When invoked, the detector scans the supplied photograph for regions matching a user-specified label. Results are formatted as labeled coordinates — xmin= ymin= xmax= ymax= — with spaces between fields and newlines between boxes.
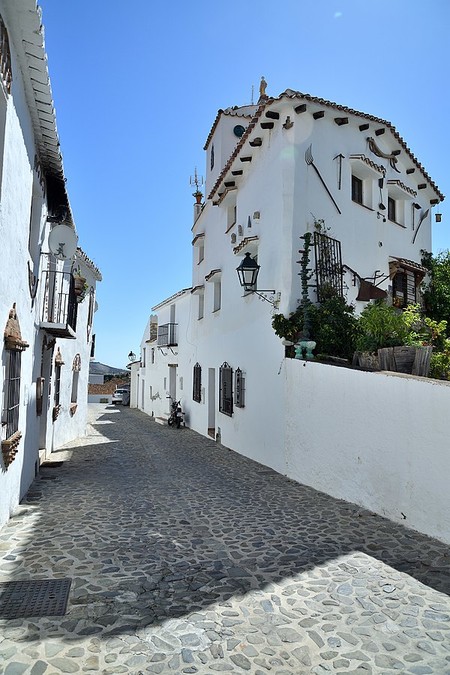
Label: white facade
xmin=132 ymin=87 xmax=446 ymax=542
xmin=133 ymin=291 xmax=191 ymax=423
xmin=0 ymin=0 xmax=101 ymax=528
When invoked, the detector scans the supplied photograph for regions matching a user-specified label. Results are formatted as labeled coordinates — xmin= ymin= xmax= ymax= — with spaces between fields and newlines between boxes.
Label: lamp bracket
xmin=244 ymin=289 xmax=280 ymax=308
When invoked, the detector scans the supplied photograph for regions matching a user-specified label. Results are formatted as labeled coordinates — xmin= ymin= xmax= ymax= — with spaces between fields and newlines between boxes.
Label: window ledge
xmin=352 ymin=201 xmax=374 ymax=212
xmin=389 ymin=219 xmax=406 ymax=228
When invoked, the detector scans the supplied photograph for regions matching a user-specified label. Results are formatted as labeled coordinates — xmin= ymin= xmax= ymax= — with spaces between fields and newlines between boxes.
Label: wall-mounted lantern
xmin=236 ymin=253 xmax=280 ymax=307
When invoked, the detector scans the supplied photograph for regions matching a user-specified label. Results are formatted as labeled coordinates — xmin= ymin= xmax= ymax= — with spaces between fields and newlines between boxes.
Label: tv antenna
xmin=190 ymin=167 xmax=204 ymax=193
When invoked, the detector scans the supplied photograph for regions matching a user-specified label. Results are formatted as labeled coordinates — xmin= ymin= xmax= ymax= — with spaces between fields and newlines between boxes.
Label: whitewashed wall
xmin=285 ymin=359 xmax=450 ymax=545
xmin=0 ymin=4 xmax=99 ymax=527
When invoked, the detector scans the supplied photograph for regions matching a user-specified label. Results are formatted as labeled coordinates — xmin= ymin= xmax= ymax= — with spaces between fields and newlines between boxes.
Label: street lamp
xmin=128 ymin=351 xmax=136 ymax=363
xmin=236 ymin=252 xmax=279 ymax=306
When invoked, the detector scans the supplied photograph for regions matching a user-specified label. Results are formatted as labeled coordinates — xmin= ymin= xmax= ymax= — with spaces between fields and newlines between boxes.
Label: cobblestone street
xmin=0 ymin=403 xmax=449 ymax=674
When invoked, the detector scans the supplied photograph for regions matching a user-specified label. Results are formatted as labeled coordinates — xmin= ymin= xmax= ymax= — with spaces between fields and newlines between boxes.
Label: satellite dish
xmin=48 ymin=225 xmax=78 ymax=261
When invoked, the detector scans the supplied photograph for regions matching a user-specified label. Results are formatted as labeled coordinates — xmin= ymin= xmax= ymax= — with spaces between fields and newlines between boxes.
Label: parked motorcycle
xmin=167 ymin=396 xmax=184 ymax=428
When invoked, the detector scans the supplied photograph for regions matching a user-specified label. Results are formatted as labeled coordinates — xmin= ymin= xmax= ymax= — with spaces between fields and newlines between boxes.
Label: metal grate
xmin=0 ymin=578 xmax=71 ymax=619
xmin=314 ymin=231 xmax=343 ymax=301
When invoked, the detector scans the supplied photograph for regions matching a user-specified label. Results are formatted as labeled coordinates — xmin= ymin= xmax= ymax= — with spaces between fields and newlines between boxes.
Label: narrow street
xmin=0 ymin=404 xmax=449 ymax=674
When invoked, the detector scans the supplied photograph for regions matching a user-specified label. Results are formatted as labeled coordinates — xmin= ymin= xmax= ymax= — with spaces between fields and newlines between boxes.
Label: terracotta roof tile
xmin=208 ymin=90 xmax=444 ymax=202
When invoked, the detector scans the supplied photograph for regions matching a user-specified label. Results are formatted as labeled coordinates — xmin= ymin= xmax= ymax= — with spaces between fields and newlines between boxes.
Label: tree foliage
xmin=421 ymin=250 xmax=450 ymax=325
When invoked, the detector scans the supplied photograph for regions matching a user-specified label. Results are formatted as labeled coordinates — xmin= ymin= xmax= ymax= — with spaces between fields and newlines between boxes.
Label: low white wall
xmin=88 ymin=394 xmax=112 ymax=404
xmin=285 ymin=360 xmax=450 ymax=545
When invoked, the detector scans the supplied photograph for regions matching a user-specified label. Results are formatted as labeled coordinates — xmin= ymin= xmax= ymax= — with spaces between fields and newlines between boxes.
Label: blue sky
xmin=39 ymin=0 xmax=450 ymax=368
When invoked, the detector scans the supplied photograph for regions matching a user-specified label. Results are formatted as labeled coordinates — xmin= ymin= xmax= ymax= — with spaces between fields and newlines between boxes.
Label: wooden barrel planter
xmin=377 ymin=346 xmax=432 ymax=377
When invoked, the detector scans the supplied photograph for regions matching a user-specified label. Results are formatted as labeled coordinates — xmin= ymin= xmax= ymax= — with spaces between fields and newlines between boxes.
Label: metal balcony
xmin=40 ymin=270 xmax=78 ymax=338
xmin=157 ymin=323 xmax=177 ymax=347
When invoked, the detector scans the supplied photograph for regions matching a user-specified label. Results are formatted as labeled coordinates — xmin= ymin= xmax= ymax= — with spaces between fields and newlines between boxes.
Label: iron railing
xmin=314 ymin=231 xmax=343 ymax=301
xmin=41 ymin=270 xmax=78 ymax=336
xmin=157 ymin=323 xmax=177 ymax=347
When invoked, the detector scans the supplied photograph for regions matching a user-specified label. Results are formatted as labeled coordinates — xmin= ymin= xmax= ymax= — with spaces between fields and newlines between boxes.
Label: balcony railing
xmin=157 ymin=323 xmax=177 ymax=347
xmin=40 ymin=270 xmax=78 ymax=338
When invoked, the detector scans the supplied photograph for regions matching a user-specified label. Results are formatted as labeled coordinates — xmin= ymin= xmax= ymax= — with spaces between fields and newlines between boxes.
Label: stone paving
xmin=0 ymin=403 xmax=450 ymax=675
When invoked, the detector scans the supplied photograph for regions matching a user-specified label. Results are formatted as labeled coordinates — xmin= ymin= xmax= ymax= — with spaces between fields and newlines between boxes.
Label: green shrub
xmin=356 ymin=300 xmax=407 ymax=352
xmin=310 ymin=296 xmax=359 ymax=360
xmin=430 ymin=340 xmax=450 ymax=380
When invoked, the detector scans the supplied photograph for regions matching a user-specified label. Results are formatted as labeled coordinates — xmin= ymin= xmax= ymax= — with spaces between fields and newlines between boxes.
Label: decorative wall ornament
xmin=72 ymin=353 xmax=81 ymax=372
xmin=27 ymin=261 xmax=39 ymax=300
xmin=305 ymin=145 xmax=341 ymax=214
xmin=55 ymin=347 xmax=65 ymax=366
xmin=4 ymin=304 xmax=29 ymax=351
xmin=367 ymin=137 xmax=401 ymax=173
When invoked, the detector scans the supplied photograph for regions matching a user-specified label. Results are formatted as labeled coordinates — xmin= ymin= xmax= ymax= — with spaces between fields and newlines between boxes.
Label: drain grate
xmin=0 ymin=578 xmax=72 ymax=619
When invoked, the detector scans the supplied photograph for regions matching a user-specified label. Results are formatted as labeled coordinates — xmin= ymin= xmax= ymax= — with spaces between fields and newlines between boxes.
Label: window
xmin=213 ymin=281 xmax=221 ymax=312
xmin=193 ymin=363 xmax=202 ymax=403
xmin=3 ymin=350 xmax=21 ymax=440
xmin=198 ymin=243 xmax=204 ymax=264
xmin=227 ymin=204 xmax=237 ymax=231
xmin=390 ymin=259 xmax=426 ymax=309
xmin=2 ymin=305 xmax=28 ymax=466
xmin=388 ymin=197 xmax=396 ymax=223
xmin=87 ymin=288 xmax=95 ymax=341
xmin=53 ymin=349 xmax=64 ymax=408
xmin=351 ymin=175 xmax=363 ymax=205
xmin=71 ymin=354 xmax=81 ymax=405
xmin=151 ymin=348 xmax=155 ymax=364
xmin=234 ymin=368 xmax=245 ymax=408
xmin=198 ymin=292 xmax=204 ymax=320
xmin=219 ymin=362 xmax=233 ymax=416
xmin=210 ymin=144 xmax=214 ymax=170
xmin=142 ymin=348 xmax=146 ymax=367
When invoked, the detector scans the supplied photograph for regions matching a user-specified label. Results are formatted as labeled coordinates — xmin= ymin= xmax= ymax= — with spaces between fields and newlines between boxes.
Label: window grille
xmin=234 ymin=368 xmax=245 ymax=408
xmin=193 ymin=363 xmax=202 ymax=403
xmin=314 ymin=231 xmax=343 ymax=301
xmin=157 ymin=323 xmax=177 ymax=346
xmin=71 ymin=354 xmax=81 ymax=404
xmin=54 ymin=365 xmax=61 ymax=406
xmin=0 ymin=16 xmax=12 ymax=94
xmin=219 ymin=362 xmax=233 ymax=416
xmin=3 ymin=351 xmax=21 ymax=439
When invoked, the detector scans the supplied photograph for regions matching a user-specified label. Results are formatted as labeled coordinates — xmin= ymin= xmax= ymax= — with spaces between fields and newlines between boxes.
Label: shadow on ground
xmin=1 ymin=404 xmax=449 ymax=643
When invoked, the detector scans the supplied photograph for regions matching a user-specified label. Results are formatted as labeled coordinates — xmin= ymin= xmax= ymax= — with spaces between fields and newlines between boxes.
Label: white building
xmin=132 ymin=84 xmax=450 ymax=543
xmin=134 ymin=290 xmax=191 ymax=422
xmin=0 ymin=0 xmax=101 ymax=527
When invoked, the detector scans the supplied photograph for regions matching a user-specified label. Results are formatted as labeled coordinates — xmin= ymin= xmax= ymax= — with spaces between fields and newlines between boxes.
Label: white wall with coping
xmin=284 ymin=359 xmax=450 ymax=545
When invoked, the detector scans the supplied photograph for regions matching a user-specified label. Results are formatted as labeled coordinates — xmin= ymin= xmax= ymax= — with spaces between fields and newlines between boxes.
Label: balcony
xmin=157 ymin=323 xmax=177 ymax=347
xmin=40 ymin=270 xmax=78 ymax=338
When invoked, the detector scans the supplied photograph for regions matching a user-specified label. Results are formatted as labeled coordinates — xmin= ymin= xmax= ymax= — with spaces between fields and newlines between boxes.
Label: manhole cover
xmin=0 ymin=578 xmax=72 ymax=619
